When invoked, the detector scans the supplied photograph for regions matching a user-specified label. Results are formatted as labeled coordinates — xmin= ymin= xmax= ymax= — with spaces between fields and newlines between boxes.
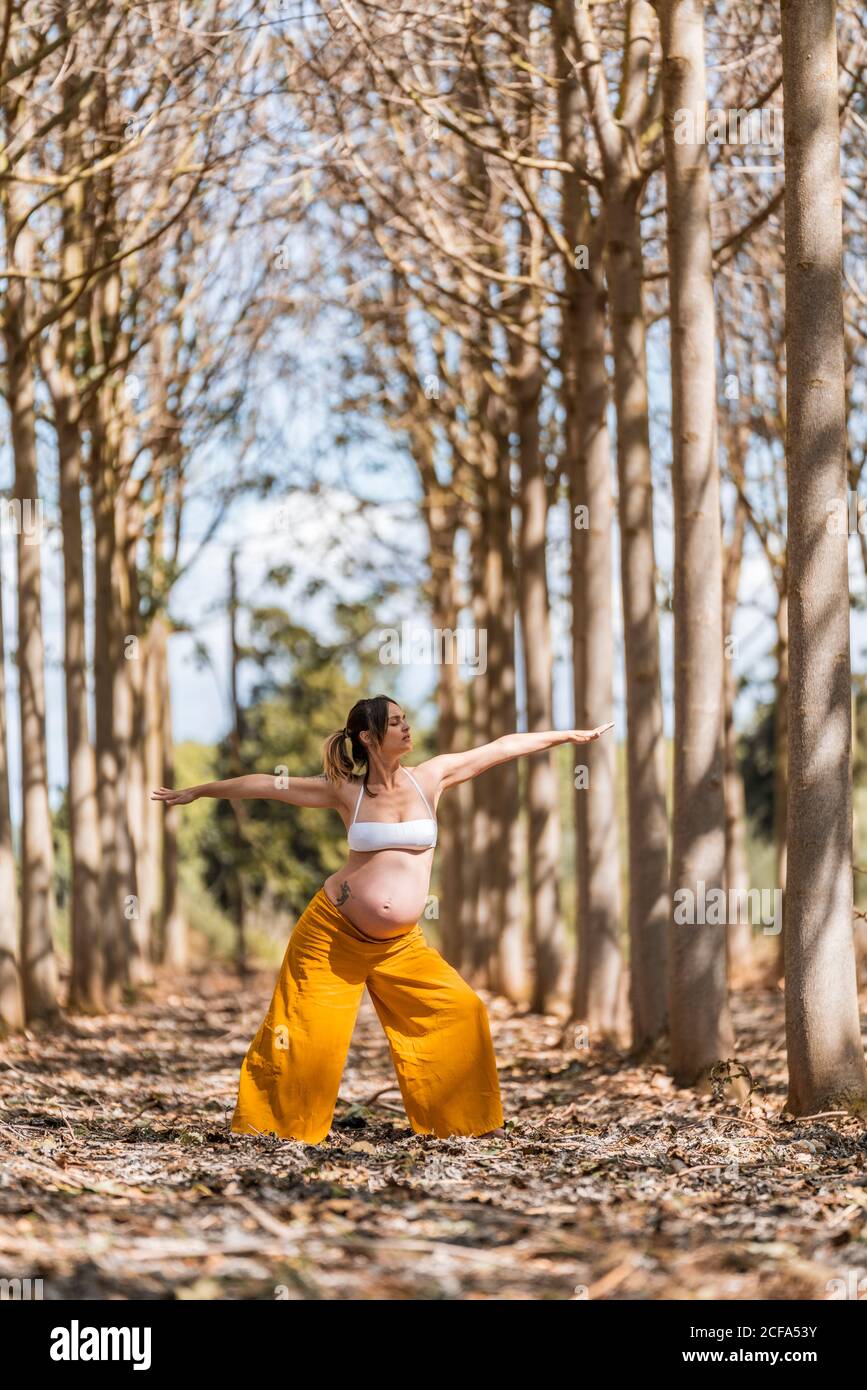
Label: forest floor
xmin=1 ymin=960 xmax=866 ymax=1301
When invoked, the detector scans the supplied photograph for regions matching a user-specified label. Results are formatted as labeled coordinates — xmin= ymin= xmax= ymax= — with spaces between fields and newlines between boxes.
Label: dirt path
xmin=1 ymin=971 xmax=865 ymax=1300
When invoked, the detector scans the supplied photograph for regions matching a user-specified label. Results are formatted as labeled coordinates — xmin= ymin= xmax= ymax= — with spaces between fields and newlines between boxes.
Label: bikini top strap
xmin=402 ymin=766 xmax=435 ymax=820
xmin=349 ymin=779 xmax=365 ymax=827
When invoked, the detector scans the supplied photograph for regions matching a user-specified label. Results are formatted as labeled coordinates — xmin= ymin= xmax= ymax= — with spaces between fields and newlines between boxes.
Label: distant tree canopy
xmin=197 ymin=578 xmax=436 ymax=922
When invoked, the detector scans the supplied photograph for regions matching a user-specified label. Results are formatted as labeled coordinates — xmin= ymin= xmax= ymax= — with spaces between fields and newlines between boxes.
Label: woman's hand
xmin=151 ymin=786 xmax=199 ymax=807
xmin=565 ymin=722 xmax=614 ymax=744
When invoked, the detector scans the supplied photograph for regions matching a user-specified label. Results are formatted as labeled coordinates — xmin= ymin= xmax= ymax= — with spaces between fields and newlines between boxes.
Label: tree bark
xmin=0 ymin=548 xmax=23 ymax=1032
xmin=556 ymin=13 xmax=624 ymax=1040
xmin=721 ymin=478 xmax=753 ymax=985
xmin=464 ymin=481 xmax=493 ymax=979
xmin=485 ymin=396 xmax=525 ymax=1002
xmin=773 ymin=583 xmax=788 ymax=976
xmin=571 ymin=0 xmax=669 ymax=1046
xmin=1 ymin=166 xmax=60 ymax=1021
xmin=780 ymin=0 xmax=867 ymax=1116
xmin=657 ymin=0 xmax=735 ymax=1086
xmin=43 ymin=130 xmax=103 ymax=1013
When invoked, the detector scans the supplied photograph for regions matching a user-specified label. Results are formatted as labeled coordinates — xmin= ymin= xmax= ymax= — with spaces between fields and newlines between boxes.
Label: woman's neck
xmin=366 ymin=757 xmax=403 ymax=791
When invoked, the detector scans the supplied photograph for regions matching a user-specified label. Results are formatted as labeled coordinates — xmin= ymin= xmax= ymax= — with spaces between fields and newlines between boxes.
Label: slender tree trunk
xmin=88 ymin=381 xmax=124 ymax=1008
xmin=45 ymin=133 xmax=103 ymax=1013
xmin=485 ymin=398 xmax=525 ymax=1002
xmin=149 ymin=332 xmax=186 ymax=969
xmin=86 ymin=157 xmax=125 ymax=1003
xmin=780 ymin=0 xmax=867 ymax=1116
xmin=56 ymin=394 xmax=104 ymax=1012
xmin=144 ymin=616 xmax=164 ymax=953
xmin=157 ymin=611 xmax=186 ymax=969
xmin=571 ymin=0 xmax=669 ymax=1046
xmin=571 ymin=231 xmax=624 ymax=1042
xmin=557 ymin=18 xmax=624 ymax=1040
xmin=109 ymin=439 xmax=143 ymax=987
xmin=464 ymin=484 xmax=492 ymax=981
xmin=3 ymin=300 xmax=59 ymax=1021
xmin=427 ymin=491 xmax=464 ymax=968
xmin=117 ymin=475 xmax=152 ymax=986
xmin=228 ymin=551 xmax=248 ymax=974
xmin=658 ymin=0 xmax=735 ymax=1086
xmin=1 ymin=11 xmax=60 ymax=1026
xmin=0 ymin=548 xmax=23 ymax=1032
xmin=412 ymin=405 xmax=465 ymax=968
xmin=510 ymin=0 xmax=567 ymax=1011
xmin=605 ymin=179 xmax=671 ymax=1048
xmin=512 ymin=289 xmax=568 ymax=1009
xmin=721 ymin=482 xmax=753 ymax=984
xmin=773 ymin=582 xmax=788 ymax=976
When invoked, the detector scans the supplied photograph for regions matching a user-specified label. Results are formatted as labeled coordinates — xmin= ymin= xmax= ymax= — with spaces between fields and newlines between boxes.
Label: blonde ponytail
xmin=322 ymin=727 xmax=355 ymax=785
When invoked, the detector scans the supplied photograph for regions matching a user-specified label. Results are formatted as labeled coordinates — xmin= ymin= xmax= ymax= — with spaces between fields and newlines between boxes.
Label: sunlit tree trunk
xmin=657 ymin=0 xmax=735 ymax=1086
xmin=572 ymin=0 xmax=669 ymax=1046
xmin=773 ymin=583 xmax=788 ymax=976
xmin=1 ymin=133 xmax=60 ymax=1022
xmin=0 ymin=554 xmax=23 ymax=1032
xmin=721 ymin=478 xmax=753 ymax=985
xmin=117 ymin=471 xmax=152 ymax=987
xmin=556 ymin=12 xmax=623 ymax=1040
xmin=465 ymin=478 xmax=493 ymax=979
xmin=43 ymin=126 xmax=103 ymax=1013
xmin=780 ymin=0 xmax=867 ymax=1116
xmin=485 ymin=399 xmax=525 ymax=1002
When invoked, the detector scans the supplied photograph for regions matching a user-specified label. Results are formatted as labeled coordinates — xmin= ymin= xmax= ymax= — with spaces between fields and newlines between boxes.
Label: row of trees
xmin=279 ymin=0 xmax=867 ymax=1113
xmin=1 ymin=1 xmax=865 ymax=1117
xmin=0 ymin=1 xmax=290 ymax=1025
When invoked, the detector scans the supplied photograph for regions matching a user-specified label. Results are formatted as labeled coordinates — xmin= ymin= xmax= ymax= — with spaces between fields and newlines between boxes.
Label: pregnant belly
xmin=324 ymin=852 xmax=434 ymax=938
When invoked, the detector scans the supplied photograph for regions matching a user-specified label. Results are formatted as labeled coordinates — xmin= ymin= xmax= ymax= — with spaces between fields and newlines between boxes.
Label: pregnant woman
xmin=152 ymin=694 xmax=612 ymax=1144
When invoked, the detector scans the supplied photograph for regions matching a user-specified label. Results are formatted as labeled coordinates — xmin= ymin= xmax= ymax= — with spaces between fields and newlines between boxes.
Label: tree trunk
xmin=556 ymin=18 xmax=624 ymax=1040
xmin=780 ymin=0 xmax=867 ymax=1116
xmin=228 ymin=551 xmax=248 ymax=974
xmin=605 ymin=178 xmax=671 ymax=1050
xmin=0 ymin=550 xmax=23 ymax=1032
xmin=88 ymin=377 xmax=124 ymax=1009
xmin=410 ymin=400 xmax=466 ymax=968
xmin=721 ymin=481 xmax=753 ymax=985
xmin=512 ymin=269 xmax=568 ymax=1010
xmin=773 ymin=583 xmax=788 ymax=976
xmin=157 ymin=611 xmax=186 ymax=970
xmin=109 ymin=430 xmax=143 ymax=987
xmin=571 ymin=0 xmax=669 ymax=1047
xmin=485 ymin=399 xmax=525 ymax=1003
xmin=117 ymin=475 xmax=152 ymax=986
xmin=46 ymin=137 xmax=104 ymax=1013
xmin=56 ymin=394 xmax=104 ymax=1013
xmin=464 ymin=486 xmax=492 ymax=980
xmin=149 ymin=331 xmax=186 ymax=969
xmin=3 ymin=297 xmax=59 ymax=1022
xmin=510 ymin=0 xmax=567 ymax=1011
xmin=658 ymin=0 xmax=735 ymax=1086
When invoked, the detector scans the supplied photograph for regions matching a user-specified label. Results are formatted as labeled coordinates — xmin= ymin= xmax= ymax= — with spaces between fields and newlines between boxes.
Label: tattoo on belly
xmin=336 ymin=880 xmax=351 ymax=906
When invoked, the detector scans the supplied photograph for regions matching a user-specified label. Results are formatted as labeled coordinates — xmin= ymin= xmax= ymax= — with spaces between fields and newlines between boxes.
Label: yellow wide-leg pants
xmin=230 ymin=887 xmax=505 ymax=1143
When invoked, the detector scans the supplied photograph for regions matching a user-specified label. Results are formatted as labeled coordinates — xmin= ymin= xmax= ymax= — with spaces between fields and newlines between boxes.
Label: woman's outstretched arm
xmin=151 ymin=771 xmax=339 ymax=808
xmin=421 ymin=724 xmax=614 ymax=792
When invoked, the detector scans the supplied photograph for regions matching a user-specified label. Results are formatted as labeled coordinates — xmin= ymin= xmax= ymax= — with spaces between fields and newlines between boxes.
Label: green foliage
xmin=738 ymin=701 xmax=775 ymax=843
xmin=196 ymin=596 xmax=433 ymax=928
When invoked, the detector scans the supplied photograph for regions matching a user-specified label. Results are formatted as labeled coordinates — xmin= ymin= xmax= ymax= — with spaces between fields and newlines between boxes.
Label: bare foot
xmin=478 ymin=1126 xmax=506 ymax=1139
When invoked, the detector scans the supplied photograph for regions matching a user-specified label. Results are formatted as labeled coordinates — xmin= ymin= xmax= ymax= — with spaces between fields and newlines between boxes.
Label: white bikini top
xmin=347 ymin=766 xmax=438 ymax=852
